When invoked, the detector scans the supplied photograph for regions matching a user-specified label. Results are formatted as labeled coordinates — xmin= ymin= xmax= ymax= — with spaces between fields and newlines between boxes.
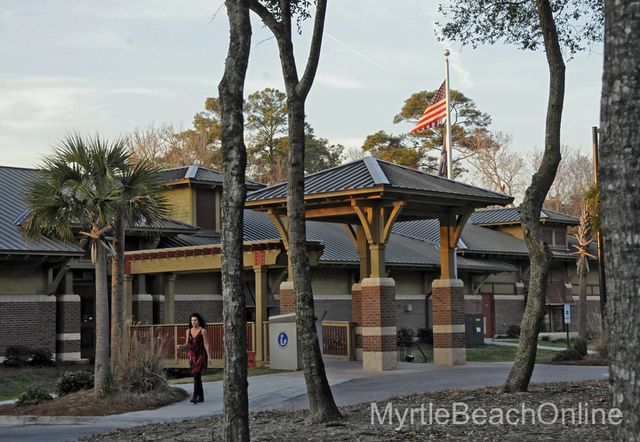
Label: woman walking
xmin=179 ymin=313 xmax=209 ymax=403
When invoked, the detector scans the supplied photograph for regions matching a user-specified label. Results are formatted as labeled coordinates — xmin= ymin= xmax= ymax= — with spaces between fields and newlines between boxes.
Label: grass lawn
xmin=0 ymin=365 xmax=92 ymax=401
xmin=168 ymin=367 xmax=291 ymax=385
xmin=401 ymin=344 xmax=558 ymax=364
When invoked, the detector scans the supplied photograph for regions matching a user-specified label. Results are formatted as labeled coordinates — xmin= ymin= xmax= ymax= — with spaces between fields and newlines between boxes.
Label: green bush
xmin=417 ymin=328 xmax=433 ymax=344
xmin=56 ymin=371 xmax=94 ymax=396
xmin=15 ymin=385 xmax=53 ymax=406
xmin=506 ymin=325 xmax=521 ymax=338
xmin=30 ymin=348 xmax=54 ymax=366
xmin=551 ymin=348 xmax=584 ymax=362
xmin=397 ymin=327 xmax=415 ymax=347
xmin=570 ymin=338 xmax=588 ymax=356
xmin=3 ymin=346 xmax=33 ymax=367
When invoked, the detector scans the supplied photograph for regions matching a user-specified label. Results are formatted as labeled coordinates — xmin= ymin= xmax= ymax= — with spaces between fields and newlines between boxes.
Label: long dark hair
xmin=189 ymin=312 xmax=207 ymax=329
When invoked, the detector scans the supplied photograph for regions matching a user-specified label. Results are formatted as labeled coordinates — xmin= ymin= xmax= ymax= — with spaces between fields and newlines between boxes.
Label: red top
xmin=188 ymin=329 xmax=208 ymax=374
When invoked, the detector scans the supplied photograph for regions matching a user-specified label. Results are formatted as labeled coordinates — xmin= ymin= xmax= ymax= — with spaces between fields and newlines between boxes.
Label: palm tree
xmin=24 ymin=134 xmax=128 ymax=393
xmin=571 ymin=203 xmax=596 ymax=340
xmin=110 ymin=158 xmax=168 ymax=370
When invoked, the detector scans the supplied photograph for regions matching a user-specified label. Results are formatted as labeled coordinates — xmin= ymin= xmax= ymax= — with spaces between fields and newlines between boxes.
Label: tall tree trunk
xmin=218 ymin=0 xmax=251 ymax=440
xmin=110 ymin=217 xmax=125 ymax=371
xmin=577 ymin=263 xmax=588 ymax=341
xmin=94 ymin=243 xmax=110 ymax=393
xmin=288 ymin=97 xmax=342 ymax=423
xmin=248 ymin=0 xmax=339 ymax=422
xmin=600 ymin=1 xmax=640 ymax=438
xmin=503 ymin=0 xmax=564 ymax=393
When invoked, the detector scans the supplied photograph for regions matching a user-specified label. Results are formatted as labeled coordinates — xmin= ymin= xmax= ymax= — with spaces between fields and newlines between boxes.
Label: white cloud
xmin=59 ymin=28 xmax=135 ymax=51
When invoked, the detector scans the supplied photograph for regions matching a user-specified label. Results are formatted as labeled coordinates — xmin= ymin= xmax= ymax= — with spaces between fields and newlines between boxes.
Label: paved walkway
xmin=484 ymin=338 xmax=598 ymax=354
xmin=0 ymin=360 xmax=608 ymax=441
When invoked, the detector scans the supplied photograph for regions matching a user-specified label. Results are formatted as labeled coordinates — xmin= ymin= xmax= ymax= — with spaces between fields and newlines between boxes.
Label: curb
xmin=0 ymin=415 xmax=100 ymax=426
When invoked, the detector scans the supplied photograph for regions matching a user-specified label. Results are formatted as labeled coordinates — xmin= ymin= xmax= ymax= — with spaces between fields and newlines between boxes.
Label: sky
xmin=0 ymin=0 xmax=604 ymax=169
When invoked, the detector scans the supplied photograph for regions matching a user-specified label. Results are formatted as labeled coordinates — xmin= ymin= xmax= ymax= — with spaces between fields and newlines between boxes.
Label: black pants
xmin=193 ymin=372 xmax=204 ymax=400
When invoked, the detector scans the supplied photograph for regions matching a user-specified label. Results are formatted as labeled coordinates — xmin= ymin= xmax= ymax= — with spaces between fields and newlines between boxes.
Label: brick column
xmin=432 ymin=279 xmax=466 ymax=365
xmin=55 ymin=294 xmax=82 ymax=362
xmin=351 ymin=283 xmax=363 ymax=361
xmin=279 ymin=281 xmax=295 ymax=315
xmin=163 ymin=273 xmax=176 ymax=323
xmin=361 ymin=277 xmax=396 ymax=371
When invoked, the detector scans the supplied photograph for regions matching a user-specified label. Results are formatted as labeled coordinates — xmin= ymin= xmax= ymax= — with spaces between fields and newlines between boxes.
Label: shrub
xmin=551 ymin=348 xmax=584 ymax=362
xmin=417 ymin=328 xmax=433 ymax=344
xmin=396 ymin=327 xmax=415 ymax=347
xmin=570 ymin=337 xmax=588 ymax=357
xmin=15 ymin=385 xmax=53 ymax=406
xmin=3 ymin=346 xmax=33 ymax=367
xmin=57 ymin=371 xmax=94 ymax=396
xmin=506 ymin=325 xmax=521 ymax=338
xmin=30 ymin=348 xmax=54 ymax=366
xmin=115 ymin=335 xmax=169 ymax=394
xmin=540 ymin=335 xmax=550 ymax=342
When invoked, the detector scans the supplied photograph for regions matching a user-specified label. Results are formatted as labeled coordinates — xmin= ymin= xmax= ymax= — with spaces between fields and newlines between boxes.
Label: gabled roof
xmin=393 ymin=216 xmax=577 ymax=260
xmin=246 ymin=157 xmax=512 ymax=207
xmin=0 ymin=167 xmax=84 ymax=256
xmin=469 ymin=207 xmax=579 ymax=226
xmin=159 ymin=165 xmax=264 ymax=190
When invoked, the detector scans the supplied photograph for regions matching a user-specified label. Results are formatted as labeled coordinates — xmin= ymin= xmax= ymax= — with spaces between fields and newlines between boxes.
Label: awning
xmin=546 ymin=280 xmax=575 ymax=306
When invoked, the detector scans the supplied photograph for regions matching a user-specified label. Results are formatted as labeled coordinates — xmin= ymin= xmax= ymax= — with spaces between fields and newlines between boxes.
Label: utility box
xmin=465 ymin=314 xmax=485 ymax=347
xmin=269 ymin=313 xmax=303 ymax=370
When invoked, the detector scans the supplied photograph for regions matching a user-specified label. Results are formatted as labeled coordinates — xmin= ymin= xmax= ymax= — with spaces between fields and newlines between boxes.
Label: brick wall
xmin=175 ymin=300 xmax=223 ymax=324
xmin=395 ymin=298 xmax=427 ymax=332
xmin=494 ymin=298 xmax=525 ymax=335
xmin=0 ymin=298 xmax=56 ymax=356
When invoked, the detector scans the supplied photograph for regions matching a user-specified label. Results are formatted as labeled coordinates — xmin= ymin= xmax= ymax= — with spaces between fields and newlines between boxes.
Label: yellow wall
xmin=164 ymin=186 xmax=194 ymax=225
xmin=498 ymin=226 xmax=524 ymax=239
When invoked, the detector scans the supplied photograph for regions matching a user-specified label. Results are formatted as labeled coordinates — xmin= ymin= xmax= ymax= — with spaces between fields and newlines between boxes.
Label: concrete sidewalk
xmin=0 ymin=360 xmax=609 ymax=441
xmin=484 ymin=338 xmax=598 ymax=354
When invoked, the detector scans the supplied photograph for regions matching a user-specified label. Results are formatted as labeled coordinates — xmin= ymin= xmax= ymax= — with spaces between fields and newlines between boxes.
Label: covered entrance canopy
xmin=246 ymin=157 xmax=513 ymax=369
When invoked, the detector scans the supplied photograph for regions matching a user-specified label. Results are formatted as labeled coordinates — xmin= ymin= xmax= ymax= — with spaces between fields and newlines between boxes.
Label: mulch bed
xmin=0 ymin=388 xmax=188 ymax=416
xmin=83 ymin=380 xmax=615 ymax=441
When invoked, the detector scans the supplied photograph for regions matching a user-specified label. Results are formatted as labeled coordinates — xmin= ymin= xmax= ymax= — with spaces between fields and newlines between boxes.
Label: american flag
xmin=410 ymin=81 xmax=447 ymax=134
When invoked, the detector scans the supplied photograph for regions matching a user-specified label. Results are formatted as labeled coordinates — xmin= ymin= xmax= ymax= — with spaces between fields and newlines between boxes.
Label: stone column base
xmin=279 ymin=281 xmax=295 ymax=314
xmin=432 ymin=279 xmax=466 ymax=366
xmin=361 ymin=278 xmax=397 ymax=371
xmin=363 ymin=350 xmax=397 ymax=371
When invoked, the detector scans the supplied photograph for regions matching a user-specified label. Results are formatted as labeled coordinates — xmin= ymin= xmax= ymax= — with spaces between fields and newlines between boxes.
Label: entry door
xmin=77 ymin=286 xmax=96 ymax=360
xmin=481 ymin=292 xmax=495 ymax=338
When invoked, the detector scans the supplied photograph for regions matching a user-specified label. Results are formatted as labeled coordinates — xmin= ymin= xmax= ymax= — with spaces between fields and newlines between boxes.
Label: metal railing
xmin=129 ymin=322 xmax=255 ymax=369
xmin=129 ymin=319 xmax=354 ymax=367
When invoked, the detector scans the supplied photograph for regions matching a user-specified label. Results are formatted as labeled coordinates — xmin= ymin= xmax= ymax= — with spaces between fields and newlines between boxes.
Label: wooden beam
xmin=382 ymin=200 xmax=406 ymax=243
xmin=267 ymin=210 xmax=289 ymax=250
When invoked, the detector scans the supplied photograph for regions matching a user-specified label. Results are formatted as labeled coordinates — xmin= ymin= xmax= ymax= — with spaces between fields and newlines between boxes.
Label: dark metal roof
xmin=470 ymin=207 xmax=579 ymax=226
xmin=0 ymin=167 xmax=84 ymax=256
xmin=131 ymin=217 xmax=199 ymax=234
xmin=246 ymin=157 xmax=512 ymax=206
xmin=243 ymin=210 xmax=516 ymax=272
xmin=159 ymin=165 xmax=264 ymax=190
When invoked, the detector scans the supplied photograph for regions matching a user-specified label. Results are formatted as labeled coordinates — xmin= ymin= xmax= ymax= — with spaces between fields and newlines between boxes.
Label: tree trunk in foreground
xmin=110 ymin=217 xmax=125 ymax=371
xmin=288 ymin=97 xmax=342 ymax=423
xmin=218 ymin=0 xmax=251 ymax=440
xmin=94 ymin=243 xmax=111 ymax=393
xmin=600 ymin=0 xmax=640 ymax=438
xmin=248 ymin=0 xmax=341 ymax=422
xmin=503 ymin=0 xmax=564 ymax=393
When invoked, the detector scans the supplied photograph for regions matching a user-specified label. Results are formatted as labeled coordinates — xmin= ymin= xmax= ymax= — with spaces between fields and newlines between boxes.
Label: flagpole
xmin=444 ymin=49 xmax=453 ymax=179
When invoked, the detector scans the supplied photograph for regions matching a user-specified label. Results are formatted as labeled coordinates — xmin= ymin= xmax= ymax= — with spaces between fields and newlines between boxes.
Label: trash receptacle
xmin=465 ymin=314 xmax=484 ymax=347
xmin=269 ymin=313 xmax=303 ymax=370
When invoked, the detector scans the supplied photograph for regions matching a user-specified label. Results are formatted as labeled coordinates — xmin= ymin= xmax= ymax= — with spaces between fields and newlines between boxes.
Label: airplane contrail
xmin=326 ymin=33 xmax=402 ymax=79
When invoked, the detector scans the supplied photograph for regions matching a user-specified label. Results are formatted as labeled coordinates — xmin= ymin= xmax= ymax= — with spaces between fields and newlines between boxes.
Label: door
xmin=481 ymin=292 xmax=495 ymax=338
xmin=77 ymin=285 xmax=96 ymax=360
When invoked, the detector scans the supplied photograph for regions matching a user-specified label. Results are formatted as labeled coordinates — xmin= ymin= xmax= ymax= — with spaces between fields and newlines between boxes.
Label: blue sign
xmin=277 ymin=331 xmax=289 ymax=348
